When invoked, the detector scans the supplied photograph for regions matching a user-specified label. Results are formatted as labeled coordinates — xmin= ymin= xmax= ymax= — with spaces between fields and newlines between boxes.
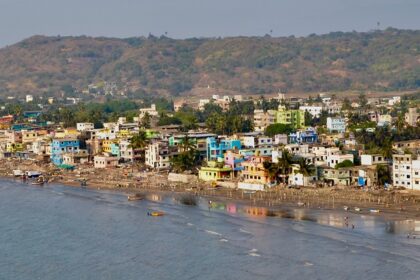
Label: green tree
xmin=376 ymin=164 xmax=391 ymax=186
xmin=296 ymin=158 xmax=315 ymax=177
xmin=265 ymin=123 xmax=294 ymax=137
xmin=335 ymin=160 xmax=354 ymax=169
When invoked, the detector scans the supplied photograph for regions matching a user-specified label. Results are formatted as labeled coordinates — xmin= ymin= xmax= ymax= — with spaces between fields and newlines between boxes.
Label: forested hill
xmin=0 ymin=28 xmax=419 ymax=97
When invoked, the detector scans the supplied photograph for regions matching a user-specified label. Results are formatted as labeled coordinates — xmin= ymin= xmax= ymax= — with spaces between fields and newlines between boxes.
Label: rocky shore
xmin=1 ymin=158 xmax=420 ymax=221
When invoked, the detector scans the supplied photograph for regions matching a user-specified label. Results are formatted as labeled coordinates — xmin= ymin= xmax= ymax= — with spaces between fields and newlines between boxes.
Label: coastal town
xmin=0 ymin=91 xmax=419 ymax=200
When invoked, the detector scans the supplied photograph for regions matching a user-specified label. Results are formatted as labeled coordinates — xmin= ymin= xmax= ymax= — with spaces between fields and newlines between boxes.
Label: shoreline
xmin=1 ymin=159 xmax=419 ymax=223
xmin=3 ymin=173 xmax=420 ymax=223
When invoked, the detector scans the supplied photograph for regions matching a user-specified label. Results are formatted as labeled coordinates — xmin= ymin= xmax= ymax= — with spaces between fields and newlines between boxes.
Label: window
xmin=407 ymin=175 xmax=410 ymax=179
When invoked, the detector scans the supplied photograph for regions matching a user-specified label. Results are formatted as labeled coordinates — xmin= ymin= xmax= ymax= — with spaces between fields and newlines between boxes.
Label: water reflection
xmin=386 ymin=220 xmax=420 ymax=235
xmin=144 ymin=192 xmax=419 ymax=235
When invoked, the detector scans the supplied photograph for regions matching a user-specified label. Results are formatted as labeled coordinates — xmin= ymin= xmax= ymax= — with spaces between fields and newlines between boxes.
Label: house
xmin=405 ymin=107 xmax=419 ymax=127
xmin=289 ymin=128 xmax=318 ymax=144
xmin=77 ymin=123 xmax=94 ymax=132
xmin=94 ymin=155 xmax=118 ymax=168
xmin=288 ymin=164 xmax=317 ymax=187
xmin=326 ymin=117 xmax=346 ymax=133
xmin=145 ymin=141 xmax=176 ymax=169
xmin=62 ymin=150 xmax=89 ymax=165
xmin=320 ymin=166 xmax=377 ymax=187
xmin=242 ymin=136 xmax=273 ymax=149
xmin=206 ymin=137 xmax=241 ymax=161
xmin=299 ymin=105 xmax=323 ymax=118
xmin=50 ymin=138 xmax=80 ymax=165
xmin=240 ymin=156 xmax=273 ymax=185
xmin=392 ymin=154 xmax=420 ymax=190
xmin=139 ymin=104 xmax=159 ymax=118
xmin=119 ymin=139 xmax=142 ymax=162
xmin=276 ymin=105 xmax=305 ymax=129
xmin=361 ymin=154 xmax=389 ymax=166
xmin=169 ymin=133 xmax=216 ymax=161
xmin=198 ymin=161 xmax=233 ymax=181
xmin=326 ymin=153 xmax=354 ymax=168
xmin=253 ymin=109 xmax=276 ymax=132
xmin=274 ymin=134 xmax=288 ymax=145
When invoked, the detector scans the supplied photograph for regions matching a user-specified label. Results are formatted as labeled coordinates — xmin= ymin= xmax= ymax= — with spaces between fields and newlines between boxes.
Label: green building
xmin=276 ymin=106 xmax=305 ymax=129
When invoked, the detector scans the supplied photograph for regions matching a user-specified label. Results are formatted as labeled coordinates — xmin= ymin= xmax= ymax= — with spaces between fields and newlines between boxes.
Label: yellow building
xmin=102 ymin=139 xmax=117 ymax=154
xmin=240 ymin=156 xmax=273 ymax=184
xmin=6 ymin=142 xmax=24 ymax=152
xmin=199 ymin=161 xmax=233 ymax=182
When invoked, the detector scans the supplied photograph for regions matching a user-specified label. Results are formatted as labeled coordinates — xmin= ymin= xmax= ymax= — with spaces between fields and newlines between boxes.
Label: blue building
xmin=206 ymin=137 xmax=242 ymax=161
xmin=289 ymin=128 xmax=318 ymax=144
xmin=51 ymin=138 xmax=80 ymax=165
xmin=111 ymin=143 xmax=120 ymax=157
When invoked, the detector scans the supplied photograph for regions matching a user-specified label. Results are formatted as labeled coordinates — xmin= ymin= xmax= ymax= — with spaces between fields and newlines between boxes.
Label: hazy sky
xmin=0 ymin=0 xmax=419 ymax=47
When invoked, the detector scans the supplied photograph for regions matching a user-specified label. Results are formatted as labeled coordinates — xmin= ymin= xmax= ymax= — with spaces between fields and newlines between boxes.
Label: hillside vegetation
xmin=0 ymin=28 xmax=419 ymax=97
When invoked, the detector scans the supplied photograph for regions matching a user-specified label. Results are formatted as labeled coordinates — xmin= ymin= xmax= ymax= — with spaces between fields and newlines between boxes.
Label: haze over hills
xmin=0 ymin=28 xmax=419 ymax=98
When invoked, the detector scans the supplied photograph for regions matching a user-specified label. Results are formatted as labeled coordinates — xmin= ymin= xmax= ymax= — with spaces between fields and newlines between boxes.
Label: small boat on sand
xmin=127 ymin=193 xmax=144 ymax=201
xmin=148 ymin=211 xmax=165 ymax=217
xmin=297 ymin=202 xmax=305 ymax=207
xmin=354 ymin=207 xmax=361 ymax=212
xmin=31 ymin=176 xmax=45 ymax=186
xmin=369 ymin=209 xmax=380 ymax=213
xmin=343 ymin=206 xmax=349 ymax=211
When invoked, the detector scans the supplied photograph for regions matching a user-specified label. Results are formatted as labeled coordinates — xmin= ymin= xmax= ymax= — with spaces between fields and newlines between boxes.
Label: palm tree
xmin=376 ymin=164 xmax=390 ymax=187
xmin=129 ymin=131 xmax=149 ymax=163
xmin=296 ymin=158 xmax=315 ymax=177
xmin=277 ymin=149 xmax=294 ymax=183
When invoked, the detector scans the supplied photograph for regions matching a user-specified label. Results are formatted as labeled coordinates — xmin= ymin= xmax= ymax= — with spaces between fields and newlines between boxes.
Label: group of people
xmin=344 ymin=216 xmax=355 ymax=229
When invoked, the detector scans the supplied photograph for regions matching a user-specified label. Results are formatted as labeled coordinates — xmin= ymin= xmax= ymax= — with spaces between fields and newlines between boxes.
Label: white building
xmin=145 ymin=142 xmax=175 ymax=169
xmin=361 ymin=154 xmax=389 ymax=166
xmin=26 ymin=95 xmax=34 ymax=103
xmin=388 ymin=96 xmax=401 ymax=106
xmin=198 ymin=99 xmax=210 ymax=111
xmin=326 ymin=117 xmax=346 ymax=133
xmin=77 ymin=123 xmax=94 ymax=132
xmin=139 ymin=104 xmax=159 ymax=118
xmin=94 ymin=155 xmax=118 ymax=168
xmin=242 ymin=136 xmax=273 ymax=149
xmin=274 ymin=134 xmax=288 ymax=145
xmin=327 ymin=154 xmax=354 ymax=168
xmin=392 ymin=154 xmax=420 ymax=190
xmin=299 ymin=106 xmax=323 ymax=117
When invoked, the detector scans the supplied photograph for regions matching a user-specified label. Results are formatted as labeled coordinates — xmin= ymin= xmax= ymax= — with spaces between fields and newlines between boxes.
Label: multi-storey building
xmin=206 ymin=137 xmax=241 ymax=161
xmin=50 ymin=138 xmax=80 ymax=165
xmin=276 ymin=106 xmax=305 ymax=129
xmin=289 ymin=128 xmax=318 ymax=144
xmin=392 ymin=154 xmax=420 ymax=190
xmin=145 ymin=141 xmax=177 ymax=169
xmin=253 ymin=110 xmax=276 ymax=132
xmin=405 ymin=107 xmax=419 ymax=127
xmin=326 ymin=117 xmax=346 ymax=133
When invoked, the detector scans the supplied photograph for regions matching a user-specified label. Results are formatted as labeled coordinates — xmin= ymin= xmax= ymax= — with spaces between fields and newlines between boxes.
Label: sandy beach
xmin=1 ymin=158 xmax=420 ymax=222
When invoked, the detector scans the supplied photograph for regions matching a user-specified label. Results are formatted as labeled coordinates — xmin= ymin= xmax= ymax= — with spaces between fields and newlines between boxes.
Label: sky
xmin=0 ymin=0 xmax=419 ymax=47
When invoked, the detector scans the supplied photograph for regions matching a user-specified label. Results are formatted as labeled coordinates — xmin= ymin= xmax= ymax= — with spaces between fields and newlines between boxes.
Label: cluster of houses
xmin=0 ymin=92 xmax=419 ymax=191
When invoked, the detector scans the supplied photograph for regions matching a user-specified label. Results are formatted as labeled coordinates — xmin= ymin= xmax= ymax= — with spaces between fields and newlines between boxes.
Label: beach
xmin=2 ymin=158 xmax=420 ymax=222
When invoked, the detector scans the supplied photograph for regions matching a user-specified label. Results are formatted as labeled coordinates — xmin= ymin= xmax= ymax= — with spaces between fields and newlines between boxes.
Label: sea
xmin=0 ymin=178 xmax=419 ymax=280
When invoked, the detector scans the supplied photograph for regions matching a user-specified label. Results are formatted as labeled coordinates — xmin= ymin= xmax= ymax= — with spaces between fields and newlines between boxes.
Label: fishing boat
xmin=297 ymin=202 xmax=305 ymax=207
xmin=343 ymin=206 xmax=349 ymax=211
xmin=127 ymin=193 xmax=144 ymax=201
xmin=148 ymin=211 xmax=165 ymax=217
xmin=31 ymin=176 xmax=45 ymax=186
xmin=369 ymin=209 xmax=380 ymax=213
xmin=354 ymin=207 xmax=361 ymax=212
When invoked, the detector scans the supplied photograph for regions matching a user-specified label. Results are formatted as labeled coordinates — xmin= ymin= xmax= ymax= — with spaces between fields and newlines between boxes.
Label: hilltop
xmin=0 ymin=28 xmax=419 ymax=98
